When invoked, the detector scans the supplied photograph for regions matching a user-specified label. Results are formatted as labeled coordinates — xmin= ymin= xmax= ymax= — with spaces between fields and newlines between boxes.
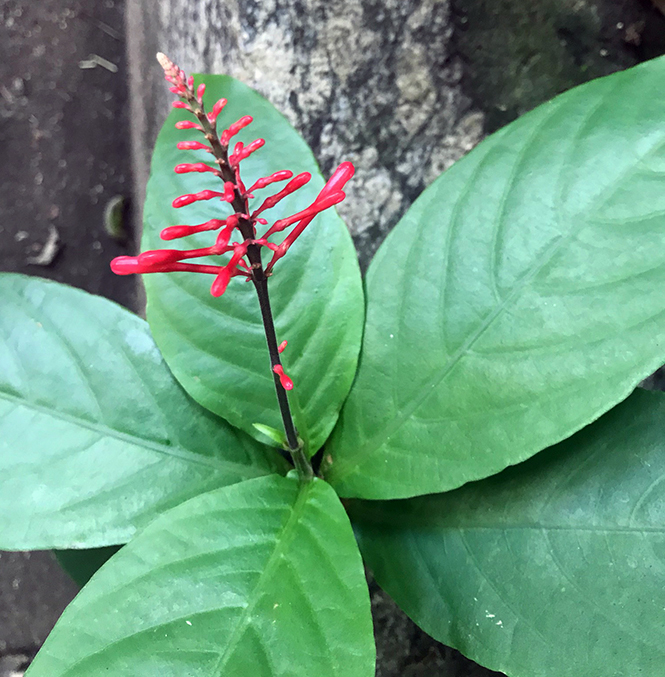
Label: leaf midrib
xmin=0 ymin=389 xmax=262 ymax=476
xmin=212 ymin=481 xmax=313 ymax=674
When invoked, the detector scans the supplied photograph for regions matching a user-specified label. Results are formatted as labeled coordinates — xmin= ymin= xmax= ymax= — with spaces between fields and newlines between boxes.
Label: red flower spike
xmin=174 ymin=162 xmax=221 ymax=176
xmin=113 ymin=54 xmax=354 ymax=300
xmin=220 ymin=115 xmax=253 ymax=146
xmin=273 ymin=365 xmax=294 ymax=391
xmin=248 ymin=170 xmax=293 ymax=194
xmin=278 ymin=340 xmax=288 ymax=354
xmin=252 ymin=172 xmax=311 ymax=218
xmin=177 ymin=140 xmax=212 ymax=152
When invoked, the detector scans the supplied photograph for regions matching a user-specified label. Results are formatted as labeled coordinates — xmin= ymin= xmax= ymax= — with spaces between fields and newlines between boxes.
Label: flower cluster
xmin=111 ymin=53 xmax=354 ymax=301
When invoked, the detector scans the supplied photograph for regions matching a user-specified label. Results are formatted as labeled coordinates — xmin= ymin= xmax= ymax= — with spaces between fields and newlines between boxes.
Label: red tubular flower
xmin=273 ymin=365 xmax=294 ymax=390
xmin=111 ymin=53 xmax=353 ymax=305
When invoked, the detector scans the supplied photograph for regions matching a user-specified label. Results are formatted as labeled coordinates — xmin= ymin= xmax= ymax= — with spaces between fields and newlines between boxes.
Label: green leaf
xmin=351 ymin=389 xmax=665 ymax=677
xmin=0 ymin=274 xmax=286 ymax=550
xmin=54 ymin=547 xmax=120 ymax=587
xmin=142 ymin=75 xmax=364 ymax=456
xmin=27 ymin=475 xmax=375 ymax=677
xmin=324 ymin=56 xmax=665 ymax=499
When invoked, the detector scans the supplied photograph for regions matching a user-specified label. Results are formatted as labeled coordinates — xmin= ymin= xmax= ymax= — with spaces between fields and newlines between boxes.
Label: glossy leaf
xmin=27 ymin=475 xmax=375 ymax=677
xmin=0 ymin=274 xmax=286 ymax=550
xmin=352 ymin=389 xmax=665 ymax=677
xmin=324 ymin=56 xmax=665 ymax=498
xmin=142 ymin=75 xmax=363 ymax=456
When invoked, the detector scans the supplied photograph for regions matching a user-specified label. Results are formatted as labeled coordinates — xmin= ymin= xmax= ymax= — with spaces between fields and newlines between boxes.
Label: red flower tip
xmin=160 ymin=219 xmax=226 ymax=241
xmin=197 ymin=83 xmax=206 ymax=104
xmin=174 ymin=162 xmax=220 ymax=176
xmin=248 ymin=170 xmax=294 ymax=194
xmin=273 ymin=364 xmax=294 ymax=390
xmin=322 ymin=161 xmax=355 ymax=196
xmin=157 ymin=53 xmax=182 ymax=83
xmin=208 ymin=98 xmax=228 ymax=123
xmin=229 ymin=138 xmax=265 ymax=167
xmin=278 ymin=340 xmax=288 ymax=354
xmin=187 ymin=75 xmax=194 ymax=89
xmin=220 ymin=115 xmax=253 ymax=146
xmin=252 ymin=172 xmax=311 ymax=217
xmin=177 ymin=140 xmax=211 ymax=152
xmin=172 ymin=189 xmax=229 ymax=208
xmin=268 ymin=191 xmax=345 ymax=235
xmin=172 ymin=101 xmax=189 ymax=109
xmin=223 ymin=182 xmax=236 ymax=202
xmin=211 ymin=268 xmax=232 ymax=297
xmin=138 ymin=250 xmax=183 ymax=266
xmin=110 ymin=256 xmax=142 ymax=275
xmin=175 ymin=120 xmax=203 ymax=131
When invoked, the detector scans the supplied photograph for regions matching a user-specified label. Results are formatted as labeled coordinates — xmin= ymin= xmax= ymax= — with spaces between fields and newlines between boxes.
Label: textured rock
xmin=452 ymin=0 xmax=665 ymax=130
xmin=127 ymin=0 xmax=484 ymax=266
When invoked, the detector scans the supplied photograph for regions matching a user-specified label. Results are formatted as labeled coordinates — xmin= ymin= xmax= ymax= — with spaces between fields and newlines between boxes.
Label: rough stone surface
xmin=452 ymin=0 xmax=665 ymax=130
xmin=128 ymin=0 xmax=485 ymax=267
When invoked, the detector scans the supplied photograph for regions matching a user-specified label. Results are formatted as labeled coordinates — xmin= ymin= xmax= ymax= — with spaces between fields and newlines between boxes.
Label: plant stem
xmin=187 ymin=88 xmax=313 ymax=482
xmin=253 ymin=276 xmax=313 ymax=481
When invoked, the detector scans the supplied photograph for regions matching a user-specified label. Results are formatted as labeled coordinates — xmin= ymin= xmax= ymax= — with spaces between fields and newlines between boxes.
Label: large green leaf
xmin=324 ymin=56 xmax=665 ymax=499
xmin=142 ymin=75 xmax=363 ymax=456
xmin=27 ymin=475 xmax=375 ymax=677
xmin=0 ymin=274 xmax=285 ymax=550
xmin=352 ymin=389 xmax=665 ymax=677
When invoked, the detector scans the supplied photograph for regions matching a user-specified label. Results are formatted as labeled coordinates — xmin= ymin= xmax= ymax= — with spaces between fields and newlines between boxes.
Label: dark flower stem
xmin=185 ymin=87 xmax=313 ymax=482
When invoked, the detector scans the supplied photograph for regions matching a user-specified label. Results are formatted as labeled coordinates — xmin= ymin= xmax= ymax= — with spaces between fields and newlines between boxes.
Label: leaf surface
xmin=27 ymin=475 xmax=375 ymax=677
xmin=352 ymin=389 xmax=665 ymax=677
xmin=143 ymin=75 xmax=363 ymax=455
xmin=0 ymin=274 xmax=285 ymax=549
xmin=325 ymin=56 xmax=665 ymax=498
